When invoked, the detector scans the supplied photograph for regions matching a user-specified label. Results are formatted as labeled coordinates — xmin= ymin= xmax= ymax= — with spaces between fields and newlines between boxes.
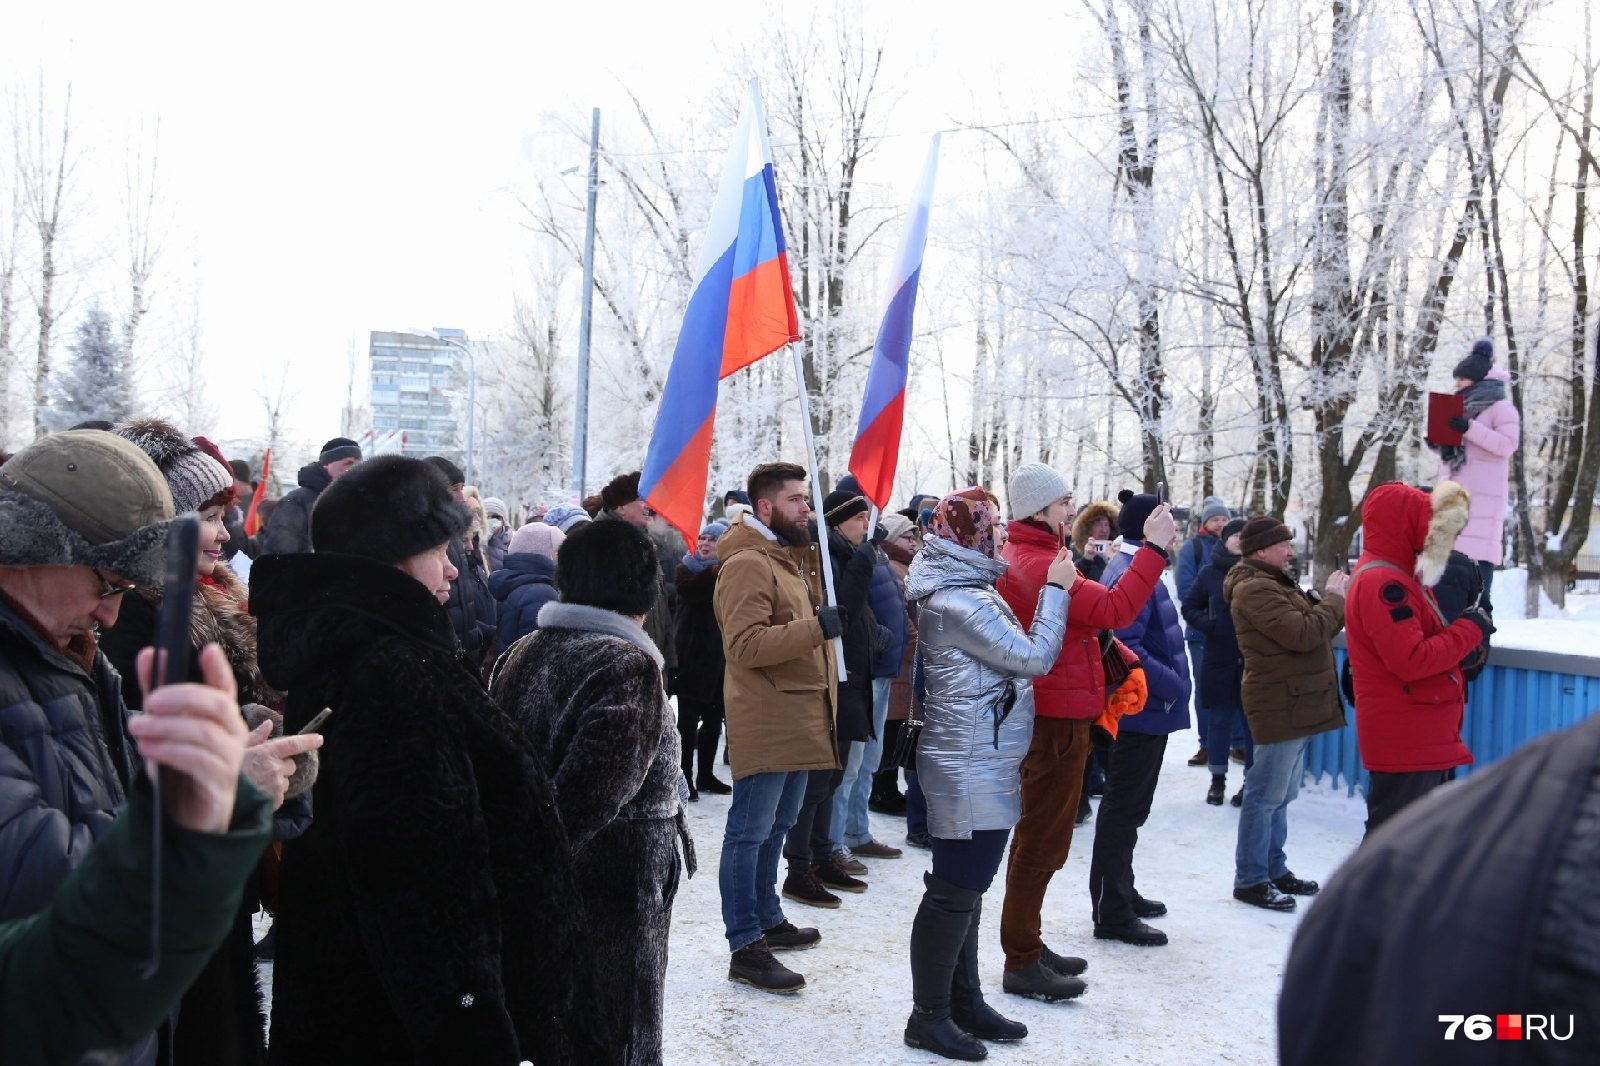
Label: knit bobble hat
xmin=482 ymin=496 xmax=508 ymax=522
xmin=543 ymin=504 xmax=592 ymax=534
xmin=1116 ymin=488 xmax=1161 ymax=541
xmin=1239 ymin=516 xmax=1294 ymax=556
xmin=1199 ymin=496 xmax=1231 ymax=524
xmin=311 ymin=455 xmax=473 ymax=564
xmin=509 ymin=521 xmax=565 ymax=561
xmin=112 ymin=419 xmax=235 ymax=515
xmin=822 ymin=489 xmax=870 ymax=527
xmin=556 ymin=516 xmax=660 ymax=616
xmin=1008 ymin=462 xmax=1071 ymax=521
xmin=1452 ymin=338 xmax=1494 ymax=383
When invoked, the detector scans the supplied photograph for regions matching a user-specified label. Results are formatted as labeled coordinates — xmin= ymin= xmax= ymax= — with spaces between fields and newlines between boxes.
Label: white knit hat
xmin=1007 ymin=462 xmax=1071 ymax=520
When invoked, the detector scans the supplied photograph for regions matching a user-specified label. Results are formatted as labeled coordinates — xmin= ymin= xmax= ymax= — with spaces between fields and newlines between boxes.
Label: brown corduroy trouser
xmin=999 ymin=716 xmax=1094 ymax=970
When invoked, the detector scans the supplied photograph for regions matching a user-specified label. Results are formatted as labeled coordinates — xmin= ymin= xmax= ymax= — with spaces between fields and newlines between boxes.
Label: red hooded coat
xmin=1345 ymin=482 xmax=1485 ymax=773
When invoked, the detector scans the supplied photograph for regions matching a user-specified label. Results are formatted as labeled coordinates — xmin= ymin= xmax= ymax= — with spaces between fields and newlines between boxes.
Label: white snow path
xmin=660 ymin=738 xmax=1367 ymax=1066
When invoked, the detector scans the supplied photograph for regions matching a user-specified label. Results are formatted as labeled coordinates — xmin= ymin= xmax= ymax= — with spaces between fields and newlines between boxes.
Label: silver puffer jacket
xmin=905 ymin=536 xmax=1070 ymax=840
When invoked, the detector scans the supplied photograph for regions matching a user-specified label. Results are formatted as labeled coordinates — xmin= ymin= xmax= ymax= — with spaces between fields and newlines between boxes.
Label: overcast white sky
xmin=5 ymin=1 xmax=1071 ymax=456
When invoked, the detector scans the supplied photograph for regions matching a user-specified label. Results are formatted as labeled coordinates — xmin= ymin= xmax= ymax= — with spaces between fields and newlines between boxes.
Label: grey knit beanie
xmin=112 ymin=418 xmax=234 ymax=515
xmin=1008 ymin=462 xmax=1071 ymax=520
xmin=1199 ymin=496 xmax=1231 ymax=524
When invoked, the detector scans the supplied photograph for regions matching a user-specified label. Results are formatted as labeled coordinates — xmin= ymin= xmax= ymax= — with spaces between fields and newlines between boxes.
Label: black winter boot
xmin=905 ymin=873 xmax=988 ymax=1061
xmin=952 ymin=898 xmax=1029 ymax=1039
xmin=1206 ymin=774 xmax=1226 ymax=806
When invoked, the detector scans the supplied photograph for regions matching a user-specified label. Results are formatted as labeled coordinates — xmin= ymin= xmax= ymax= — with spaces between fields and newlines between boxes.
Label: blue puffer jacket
xmin=1175 ymin=533 xmax=1218 ymax=646
xmin=1101 ymin=541 xmax=1192 ymax=735
xmin=0 ymin=597 xmax=137 ymax=923
xmin=488 ymin=553 xmax=560 ymax=656
xmin=867 ymin=547 xmax=909 ymax=678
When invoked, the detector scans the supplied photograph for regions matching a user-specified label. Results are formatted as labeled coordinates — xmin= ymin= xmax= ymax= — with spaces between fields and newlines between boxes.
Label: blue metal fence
xmin=1305 ymin=643 xmax=1600 ymax=796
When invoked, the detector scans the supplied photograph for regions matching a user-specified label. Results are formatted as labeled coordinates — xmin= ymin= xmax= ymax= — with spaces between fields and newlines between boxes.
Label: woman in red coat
xmin=1345 ymin=481 xmax=1491 ymax=835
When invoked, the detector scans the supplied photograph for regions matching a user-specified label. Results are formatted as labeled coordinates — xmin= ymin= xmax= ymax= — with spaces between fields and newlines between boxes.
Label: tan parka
xmin=1224 ymin=559 xmax=1347 ymax=746
xmin=713 ymin=514 xmax=840 ymax=779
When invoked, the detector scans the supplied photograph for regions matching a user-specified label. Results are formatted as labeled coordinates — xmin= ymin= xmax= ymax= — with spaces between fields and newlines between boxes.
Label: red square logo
xmin=1496 ymin=1015 xmax=1522 ymax=1041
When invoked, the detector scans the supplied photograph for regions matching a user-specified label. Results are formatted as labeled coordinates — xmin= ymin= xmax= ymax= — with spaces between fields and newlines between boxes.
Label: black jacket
xmin=1280 ymin=712 xmax=1600 ymax=1066
xmin=827 ymin=528 xmax=884 ymax=744
xmin=488 ymin=552 xmax=559 ymax=657
xmin=1179 ymin=547 xmax=1245 ymax=710
xmin=0 ymin=596 xmax=136 ymax=923
xmin=252 ymin=553 xmax=607 ymax=1065
xmin=258 ymin=462 xmax=331 ymax=556
xmin=444 ymin=538 xmax=497 ymax=671
xmin=673 ymin=563 xmax=726 ymax=706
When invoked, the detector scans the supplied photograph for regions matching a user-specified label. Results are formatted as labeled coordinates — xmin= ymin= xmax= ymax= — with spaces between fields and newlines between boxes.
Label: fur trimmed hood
xmin=0 ymin=491 xmax=172 ymax=589
xmin=1358 ymin=480 xmax=1471 ymax=588
xmin=1071 ymin=501 xmax=1121 ymax=553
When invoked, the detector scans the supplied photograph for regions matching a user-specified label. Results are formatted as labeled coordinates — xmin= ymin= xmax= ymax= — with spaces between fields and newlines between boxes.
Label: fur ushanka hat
xmin=0 ymin=430 xmax=176 ymax=588
xmin=310 ymin=455 xmax=473 ymax=564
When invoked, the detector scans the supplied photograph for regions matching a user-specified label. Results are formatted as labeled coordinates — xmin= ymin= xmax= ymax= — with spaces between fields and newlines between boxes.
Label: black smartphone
xmin=1334 ymin=551 xmax=1348 ymax=574
xmin=142 ymin=514 xmax=199 ymax=979
xmin=1156 ymin=481 xmax=1166 ymax=505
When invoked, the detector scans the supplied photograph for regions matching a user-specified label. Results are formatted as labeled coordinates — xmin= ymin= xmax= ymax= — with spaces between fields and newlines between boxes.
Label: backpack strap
xmin=1352 ymin=559 xmax=1448 ymax=628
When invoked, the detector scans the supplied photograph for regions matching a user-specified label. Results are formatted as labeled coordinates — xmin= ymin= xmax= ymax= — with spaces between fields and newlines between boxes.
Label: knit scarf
xmin=1433 ymin=377 xmax=1506 ymax=474
xmin=679 ymin=551 xmax=716 ymax=574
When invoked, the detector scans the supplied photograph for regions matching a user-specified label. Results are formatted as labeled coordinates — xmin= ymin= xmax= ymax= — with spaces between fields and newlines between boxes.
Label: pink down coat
xmin=1435 ymin=366 xmax=1520 ymax=565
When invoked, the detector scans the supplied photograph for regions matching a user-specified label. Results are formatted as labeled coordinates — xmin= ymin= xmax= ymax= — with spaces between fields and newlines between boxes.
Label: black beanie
xmin=311 ymin=455 xmax=472 ymax=563
xmin=822 ymin=488 xmax=869 ymax=527
xmin=1452 ymin=338 xmax=1494 ymax=383
xmin=423 ymin=455 xmax=465 ymax=487
xmin=319 ymin=437 xmax=362 ymax=464
xmin=556 ymin=517 xmax=660 ymax=616
xmin=1116 ymin=488 xmax=1160 ymax=541
xmin=1221 ymin=517 xmax=1248 ymax=543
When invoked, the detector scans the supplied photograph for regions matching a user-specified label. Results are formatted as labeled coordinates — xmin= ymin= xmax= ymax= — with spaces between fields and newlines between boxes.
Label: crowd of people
xmin=3 ymin=337 xmax=1581 ymax=1066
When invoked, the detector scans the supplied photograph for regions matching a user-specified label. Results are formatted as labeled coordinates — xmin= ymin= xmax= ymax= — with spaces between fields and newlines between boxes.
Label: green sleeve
xmin=0 ymin=777 xmax=272 ymax=1064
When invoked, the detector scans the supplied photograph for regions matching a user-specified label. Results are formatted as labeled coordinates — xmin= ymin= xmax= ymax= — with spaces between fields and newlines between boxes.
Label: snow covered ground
xmin=661 ymin=739 xmax=1367 ymax=1066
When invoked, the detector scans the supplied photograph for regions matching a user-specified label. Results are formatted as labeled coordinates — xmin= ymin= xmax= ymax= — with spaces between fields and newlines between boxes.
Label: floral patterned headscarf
xmin=929 ymin=487 xmax=1003 ymax=559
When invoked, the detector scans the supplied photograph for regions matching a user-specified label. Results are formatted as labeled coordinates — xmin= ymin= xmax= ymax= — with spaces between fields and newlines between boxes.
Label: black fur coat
xmin=491 ymin=603 xmax=684 ymax=1066
xmin=251 ymin=552 xmax=610 ymax=1065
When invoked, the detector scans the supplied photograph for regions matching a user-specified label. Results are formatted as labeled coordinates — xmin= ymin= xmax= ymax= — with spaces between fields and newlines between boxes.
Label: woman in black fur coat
xmin=252 ymin=456 xmax=609 ymax=1065
xmin=491 ymin=518 xmax=691 ymax=1066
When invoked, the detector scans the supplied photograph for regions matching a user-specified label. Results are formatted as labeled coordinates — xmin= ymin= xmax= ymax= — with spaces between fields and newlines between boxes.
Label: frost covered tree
xmin=43 ymin=303 xmax=131 ymax=430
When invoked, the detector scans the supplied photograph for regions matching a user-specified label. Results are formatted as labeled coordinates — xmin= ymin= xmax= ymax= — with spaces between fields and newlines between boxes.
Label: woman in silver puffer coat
xmin=899 ymin=488 xmax=1074 ymax=1062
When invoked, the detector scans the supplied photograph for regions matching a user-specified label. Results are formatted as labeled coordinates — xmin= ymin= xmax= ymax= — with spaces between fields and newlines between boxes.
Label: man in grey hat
xmin=0 ymin=431 xmax=262 ymax=1063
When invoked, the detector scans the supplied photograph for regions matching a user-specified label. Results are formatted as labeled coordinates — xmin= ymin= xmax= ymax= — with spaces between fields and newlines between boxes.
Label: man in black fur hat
xmin=259 ymin=437 xmax=362 ymax=556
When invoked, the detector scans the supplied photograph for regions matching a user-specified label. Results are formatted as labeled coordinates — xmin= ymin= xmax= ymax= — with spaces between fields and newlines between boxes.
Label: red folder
xmin=1426 ymin=392 xmax=1466 ymax=446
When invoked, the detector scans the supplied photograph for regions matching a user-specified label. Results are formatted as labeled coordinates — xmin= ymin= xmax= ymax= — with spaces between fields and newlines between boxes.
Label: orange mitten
xmin=1097 ymin=665 xmax=1148 ymax=741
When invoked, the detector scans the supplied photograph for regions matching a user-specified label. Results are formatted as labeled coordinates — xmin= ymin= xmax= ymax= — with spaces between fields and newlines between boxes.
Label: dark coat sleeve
xmin=258 ymin=490 xmax=311 ymax=556
xmin=0 ymin=779 xmax=272 ymax=1064
xmin=325 ymin=645 xmax=520 ymax=1060
xmin=1180 ymin=571 xmax=1215 ymax=636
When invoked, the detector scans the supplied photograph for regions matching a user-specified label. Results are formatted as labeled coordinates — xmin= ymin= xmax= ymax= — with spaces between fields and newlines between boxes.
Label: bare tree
xmin=121 ymin=121 xmax=163 ymax=380
xmin=15 ymin=78 xmax=76 ymax=440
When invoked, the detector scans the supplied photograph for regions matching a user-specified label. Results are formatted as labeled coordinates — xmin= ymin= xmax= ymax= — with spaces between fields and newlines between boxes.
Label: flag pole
xmin=790 ymin=342 xmax=848 ymax=675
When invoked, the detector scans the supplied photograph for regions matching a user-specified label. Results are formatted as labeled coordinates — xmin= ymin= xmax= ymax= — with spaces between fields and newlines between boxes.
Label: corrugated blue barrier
xmin=1305 ymin=643 xmax=1600 ymax=796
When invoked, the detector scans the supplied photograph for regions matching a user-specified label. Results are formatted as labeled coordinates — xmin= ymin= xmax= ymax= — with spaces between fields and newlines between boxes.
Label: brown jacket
xmin=1224 ymin=559 xmax=1347 ymax=746
xmin=713 ymin=514 xmax=840 ymax=779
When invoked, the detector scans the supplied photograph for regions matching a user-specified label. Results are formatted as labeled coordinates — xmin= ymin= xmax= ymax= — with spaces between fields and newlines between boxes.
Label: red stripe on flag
xmin=720 ymin=253 xmax=800 ymax=378
xmin=644 ymin=414 xmax=718 ymax=550
xmin=848 ymin=392 xmax=906 ymax=510
xmin=243 ymin=448 xmax=272 ymax=538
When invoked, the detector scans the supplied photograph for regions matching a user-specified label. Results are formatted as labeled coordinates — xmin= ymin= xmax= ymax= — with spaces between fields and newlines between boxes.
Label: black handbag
xmin=1099 ymin=629 xmax=1131 ymax=690
xmin=892 ymin=644 xmax=925 ymax=771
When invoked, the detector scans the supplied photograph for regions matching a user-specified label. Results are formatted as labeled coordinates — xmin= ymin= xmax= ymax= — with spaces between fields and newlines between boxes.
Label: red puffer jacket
xmin=1346 ymin=482 xmax=1485 ymax=773
xmin=999 ymin=519 xmax=1167 ymax=720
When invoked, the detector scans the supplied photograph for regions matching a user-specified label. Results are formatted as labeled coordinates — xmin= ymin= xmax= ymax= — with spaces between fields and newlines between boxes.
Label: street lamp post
xmin=573 ymin=107 xmax=600 ymax=502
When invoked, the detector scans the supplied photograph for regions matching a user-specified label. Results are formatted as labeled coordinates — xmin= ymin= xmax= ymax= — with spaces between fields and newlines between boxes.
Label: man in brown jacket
xmin=714 ymin=462 xmax=844 ymax=994
xmin=1224 ymin=516 xmax=1351 ymax=912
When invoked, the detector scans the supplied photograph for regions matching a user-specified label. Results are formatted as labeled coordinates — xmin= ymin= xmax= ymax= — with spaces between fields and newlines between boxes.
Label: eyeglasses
xmin=91 ymin=568 xmax=138 ymax=599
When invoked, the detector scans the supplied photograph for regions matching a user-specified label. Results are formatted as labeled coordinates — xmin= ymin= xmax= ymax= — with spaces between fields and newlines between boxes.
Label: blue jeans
xmin=1207 ymin=704 xmax=1254 ymax=776
xmin=1234 ymin=737 xmax=1308 ymax=889
xmin=720 ymin=770 xmax=808 ymax=950
xmin=832 ymin=677 xmax=891 ymax=848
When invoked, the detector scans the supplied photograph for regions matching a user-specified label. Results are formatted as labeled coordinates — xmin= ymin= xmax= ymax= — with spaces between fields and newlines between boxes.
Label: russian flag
xmin=640 ymin=79 xmax=800 ymax=546
xmin=848 ymin=134 xmax=940 ymax=511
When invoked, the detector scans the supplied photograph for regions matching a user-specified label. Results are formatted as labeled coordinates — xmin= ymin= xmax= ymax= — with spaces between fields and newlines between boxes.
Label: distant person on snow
xmin=1430 ymin=338 xmax=1520 ymax=598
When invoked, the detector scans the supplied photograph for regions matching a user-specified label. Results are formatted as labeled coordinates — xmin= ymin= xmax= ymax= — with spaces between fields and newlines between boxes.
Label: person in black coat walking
xmin=252 ymin=456 xmax=609 ymax=1065
xmin=674 ymin=520 xmax=731 ymax=800
xmin=491 ymin=519 xmax=691 ymax=1066
xmin=1179 ymin=518 xmax=1254 ymax=806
